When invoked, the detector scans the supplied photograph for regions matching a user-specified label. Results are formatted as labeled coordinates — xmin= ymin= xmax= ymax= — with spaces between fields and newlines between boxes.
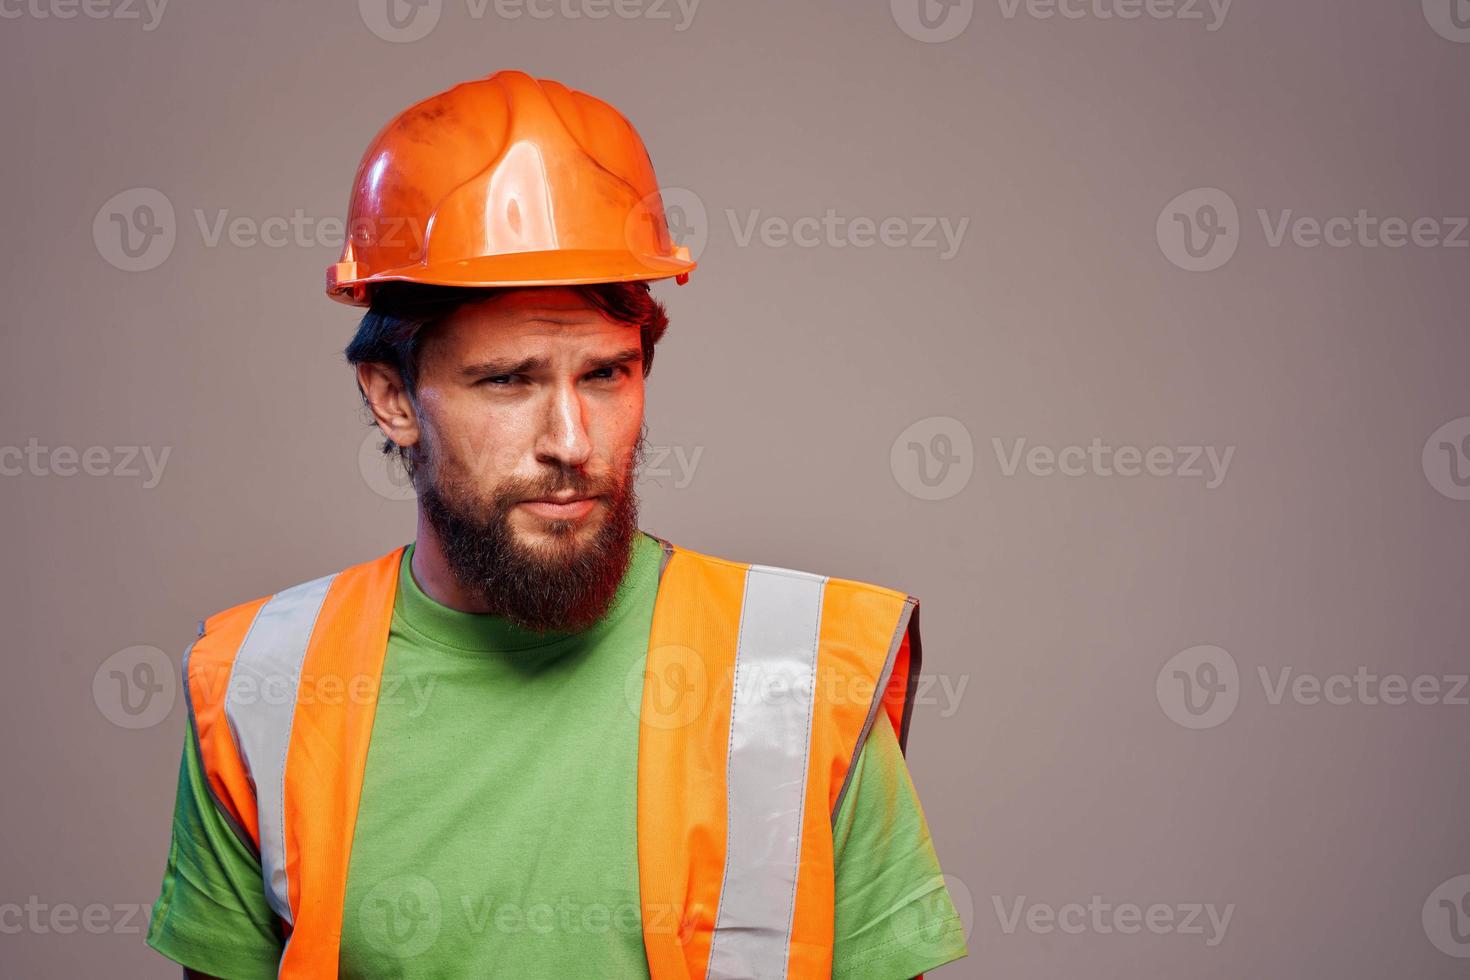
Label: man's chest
xmin=336 ymin=635 xmax=652 ymax=978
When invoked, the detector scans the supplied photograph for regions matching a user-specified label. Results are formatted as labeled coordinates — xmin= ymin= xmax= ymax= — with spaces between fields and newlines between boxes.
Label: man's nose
xmin=534 ymin=381 xmax=594 ymax=471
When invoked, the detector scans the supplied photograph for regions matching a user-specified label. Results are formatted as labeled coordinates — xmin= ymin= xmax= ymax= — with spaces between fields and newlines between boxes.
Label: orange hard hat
xmin=326 ymin=70 xmax=695 ymax=306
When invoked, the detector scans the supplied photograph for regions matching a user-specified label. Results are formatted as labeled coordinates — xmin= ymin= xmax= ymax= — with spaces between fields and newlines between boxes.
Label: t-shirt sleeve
xmin=831 ymin=716 xmax=969 ymax=980
xmin=146 ymin=714 xmax=285 ymax=979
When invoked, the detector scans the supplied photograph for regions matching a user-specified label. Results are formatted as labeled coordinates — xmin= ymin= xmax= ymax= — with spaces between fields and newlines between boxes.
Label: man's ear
xmin=356 ymin=362 xmax=421 ymax=451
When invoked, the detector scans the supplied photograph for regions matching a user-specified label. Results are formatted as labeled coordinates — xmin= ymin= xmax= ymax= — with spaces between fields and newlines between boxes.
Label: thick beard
xmin=416 ymin=429 xmax=645 ymax=635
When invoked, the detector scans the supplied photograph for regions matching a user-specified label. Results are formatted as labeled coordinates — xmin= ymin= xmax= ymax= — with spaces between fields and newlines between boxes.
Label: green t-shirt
xmin=146 ymin=531 xmax=968 ymax=978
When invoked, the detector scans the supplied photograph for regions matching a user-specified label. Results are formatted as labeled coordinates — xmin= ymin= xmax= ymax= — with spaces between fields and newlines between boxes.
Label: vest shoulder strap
xmin=647 ymin=537 xmax=921 ymax=773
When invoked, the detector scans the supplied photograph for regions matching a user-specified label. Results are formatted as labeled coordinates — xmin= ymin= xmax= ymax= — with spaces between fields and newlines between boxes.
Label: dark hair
xmin=344 ymin=280 xmax=670 ymax=472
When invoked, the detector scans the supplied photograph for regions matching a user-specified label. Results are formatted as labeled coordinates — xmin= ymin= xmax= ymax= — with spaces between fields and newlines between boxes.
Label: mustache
xmin=413 ymin=425 xmax=650 ymax=507
xmin=499 ymin=472 xmax=620 ymax=506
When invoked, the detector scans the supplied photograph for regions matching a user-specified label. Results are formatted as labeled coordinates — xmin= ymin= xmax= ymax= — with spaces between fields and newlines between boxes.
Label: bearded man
xmin=145 ymin=70 xmax=969 ymax=980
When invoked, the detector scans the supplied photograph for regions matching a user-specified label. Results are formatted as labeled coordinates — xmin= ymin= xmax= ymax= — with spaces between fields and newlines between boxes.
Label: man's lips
xmin=517 ymin=494 xmax=601 ymax=520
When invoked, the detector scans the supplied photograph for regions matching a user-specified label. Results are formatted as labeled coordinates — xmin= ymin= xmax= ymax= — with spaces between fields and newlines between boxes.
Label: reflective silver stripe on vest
xmin=223 ymin=572 xmax=336 ymax=924
xmin=706 ymin=564 xmax=826 ymax=980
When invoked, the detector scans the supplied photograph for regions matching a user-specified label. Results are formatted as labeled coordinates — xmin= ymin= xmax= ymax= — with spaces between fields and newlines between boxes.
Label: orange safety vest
xmin=183 ymin=534 xmax=922 ymax=979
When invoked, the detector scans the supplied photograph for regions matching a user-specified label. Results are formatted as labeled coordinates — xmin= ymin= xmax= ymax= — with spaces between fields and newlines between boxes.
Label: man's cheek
xmin=442 ymin=425 xmax=513 ymax=479
xmin=609 ymin=425 xmax=647 ymax=474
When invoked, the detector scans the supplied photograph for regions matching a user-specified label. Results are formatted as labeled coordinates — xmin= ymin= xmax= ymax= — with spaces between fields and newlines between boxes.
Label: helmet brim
xmin=327 ymin=248 xmax=696 ymax=307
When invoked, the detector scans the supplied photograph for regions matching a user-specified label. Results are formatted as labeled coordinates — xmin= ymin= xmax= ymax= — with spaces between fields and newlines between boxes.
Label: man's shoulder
xmin=194 ymin=545 xmax=407 ymax=642
xmin=660 ymin=535 xmax=917 ymax=605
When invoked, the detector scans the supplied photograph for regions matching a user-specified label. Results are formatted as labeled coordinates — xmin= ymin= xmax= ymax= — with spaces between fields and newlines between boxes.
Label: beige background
xmin=3 ymin=0 xmax=1469 ymax=976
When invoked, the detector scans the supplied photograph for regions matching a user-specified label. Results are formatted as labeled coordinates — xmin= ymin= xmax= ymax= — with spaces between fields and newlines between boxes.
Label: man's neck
xmin=410 ymin=509 xmax=495 ymax=614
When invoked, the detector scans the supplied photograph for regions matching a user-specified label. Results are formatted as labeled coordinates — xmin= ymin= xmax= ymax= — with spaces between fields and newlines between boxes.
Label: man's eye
xmin=477 ymin=375 xmax=515 ymax=386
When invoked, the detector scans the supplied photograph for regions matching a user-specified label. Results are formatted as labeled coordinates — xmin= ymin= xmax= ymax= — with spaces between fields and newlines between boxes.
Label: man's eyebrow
xmin=460 ymin=348 xmax=643 ymax=378
xmin=461 ymin=355 xmax=548 ymax=378
xmin=588 ymin=348 xmax=645 ymax=372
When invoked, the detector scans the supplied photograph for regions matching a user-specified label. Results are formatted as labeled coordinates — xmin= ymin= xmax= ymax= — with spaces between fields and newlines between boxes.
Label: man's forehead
xmin=428 ymin=288 xmax=636 ymax=360
xmin=457 ymin=287 xmax=608 ymax=322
